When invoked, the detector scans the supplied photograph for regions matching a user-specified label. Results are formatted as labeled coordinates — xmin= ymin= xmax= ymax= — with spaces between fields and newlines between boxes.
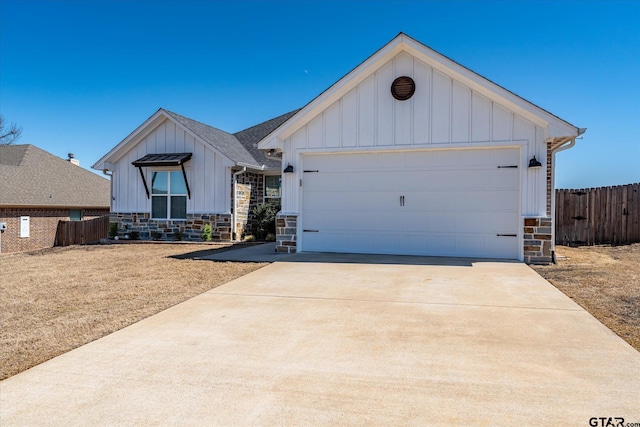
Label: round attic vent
xmin=390 ymin=76 xmax=415 ymax=100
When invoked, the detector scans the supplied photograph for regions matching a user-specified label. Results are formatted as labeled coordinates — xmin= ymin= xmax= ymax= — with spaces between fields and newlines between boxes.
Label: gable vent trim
xmin=391 ymin=76 xmax=415 ymax=100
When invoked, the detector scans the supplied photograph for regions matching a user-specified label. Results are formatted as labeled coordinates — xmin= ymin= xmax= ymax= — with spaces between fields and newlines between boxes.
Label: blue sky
xmin=1 ymin=0 xmax=638 ymax=188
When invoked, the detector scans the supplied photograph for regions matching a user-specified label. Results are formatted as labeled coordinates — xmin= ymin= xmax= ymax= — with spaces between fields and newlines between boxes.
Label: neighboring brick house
xmin=0 ymin=144 xmax=110 ymax=254
xmin=92 ymin=109 xmax=296 ymax=241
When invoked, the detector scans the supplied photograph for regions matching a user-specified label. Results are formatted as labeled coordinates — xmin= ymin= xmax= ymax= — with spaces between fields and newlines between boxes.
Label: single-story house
xmin=258 ymin=33 xmax=584 ymax=263
xmin=0 ymin=144 xmax=110 ymax=253
xmin=94 ymin=33 xmax=583 ymax=264
xmin=92 ymin=109 xmax=297 ymax=241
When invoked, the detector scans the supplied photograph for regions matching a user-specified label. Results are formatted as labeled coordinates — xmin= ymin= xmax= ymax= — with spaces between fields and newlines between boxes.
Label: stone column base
xmin=275 ymin=213 xmax=297 ymax=253
xmin=523 ymin=217 xmax=552 ymax=264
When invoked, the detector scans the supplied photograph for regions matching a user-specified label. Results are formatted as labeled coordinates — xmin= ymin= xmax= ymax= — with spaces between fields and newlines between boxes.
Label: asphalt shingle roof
xmin=0 ymin=144 xmax=110 ymax=207
xmin=162 ymin=110 xmax=259 ymax=167
xmin=161 ymin=108 xmax=298 ymax=170
xmin=234 ymin=109 xmax=301 ymax=169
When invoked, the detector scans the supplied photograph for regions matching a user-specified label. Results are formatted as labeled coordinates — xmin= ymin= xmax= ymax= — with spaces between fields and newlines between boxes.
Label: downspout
xmin=549 ymin=128 xmax=585 ymax=262
xmin=103 ymin=169 xmax=113 ymax=212
xmin=232 ymin=167 xmax=247 ymax=240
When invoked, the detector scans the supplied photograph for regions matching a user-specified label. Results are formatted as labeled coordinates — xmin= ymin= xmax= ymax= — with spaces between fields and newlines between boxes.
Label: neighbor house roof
xmin=0 ymin=144 xmax=110 ymax=208
xmin=93 ymin=108 xmax=299 ymax=172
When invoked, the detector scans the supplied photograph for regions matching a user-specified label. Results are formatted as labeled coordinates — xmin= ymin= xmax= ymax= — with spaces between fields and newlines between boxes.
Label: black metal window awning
xmin=132 ymin=153 xmax=192 ymax=199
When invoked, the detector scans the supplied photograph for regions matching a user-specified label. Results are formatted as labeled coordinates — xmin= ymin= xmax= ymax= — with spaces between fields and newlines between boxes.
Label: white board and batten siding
xmin=273 ymin=51 xmax=559 ymax=259
xmin=111 ymin=118 xmax=232 ymax=214
xmin=281 ymin=52 xmax=548 ymax=219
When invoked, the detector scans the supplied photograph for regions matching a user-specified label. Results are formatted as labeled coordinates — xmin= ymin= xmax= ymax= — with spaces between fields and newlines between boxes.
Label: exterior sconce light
xmin=267 ymin=149 xmax=276 ymax=156
xmin=528 ymin=156 xmax=542 ymax=168
xmin=283 ymin=163 xmax=294 ymax=173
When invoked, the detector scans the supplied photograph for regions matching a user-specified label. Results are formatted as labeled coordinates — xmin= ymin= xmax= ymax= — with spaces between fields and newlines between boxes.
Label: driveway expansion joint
xmin=209 ymin=291 xmax=584 ymax=312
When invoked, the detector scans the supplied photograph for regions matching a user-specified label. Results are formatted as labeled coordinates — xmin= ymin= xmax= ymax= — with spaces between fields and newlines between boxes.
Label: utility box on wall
xmin=0 ymin=222 xmax=7 ymax=231
xmin=20 ymin=216 xmax=29 ymax=238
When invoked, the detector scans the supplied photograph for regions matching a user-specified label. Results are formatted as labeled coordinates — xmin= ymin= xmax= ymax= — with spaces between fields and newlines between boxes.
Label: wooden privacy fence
xmin=555 ymin=183 xmax=640 ymax=246
xmin=55 ymin=215 xmax=110 ymax=247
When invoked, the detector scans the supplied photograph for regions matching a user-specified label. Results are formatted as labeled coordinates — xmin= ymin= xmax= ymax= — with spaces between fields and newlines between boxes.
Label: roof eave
xmin=258 ymin=32 xmax=582 ymax=148
xmin=92 ymin=108 xmax=167 ymax=170
xmin=93 ymin=109 xmax=238 ymax=171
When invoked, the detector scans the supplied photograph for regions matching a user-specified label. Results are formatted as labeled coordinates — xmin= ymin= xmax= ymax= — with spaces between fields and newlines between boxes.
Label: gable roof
xmin=234 ymin=109 xmax=300 ymax=169
xmin=0 ymin=144 xmax=110 ymax=208
xmin=93 ymin=108 xmax=299 ymax=172
xmin=162 ymin=110 xmax=258 ymax=167
xmin=258 ymin=32 xmax=584 ymax=150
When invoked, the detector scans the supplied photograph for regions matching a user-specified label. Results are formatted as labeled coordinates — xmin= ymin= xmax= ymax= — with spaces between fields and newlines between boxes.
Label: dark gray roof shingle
xmin=234 ymin=109 xmax=301 ymax=169
xmin=162 ymin=108 xmax=299 ymax=170
xmin=162 ymin=110 xmax=259 ymax=167
xmin=0 ymin=144 xmax=110 ymax=207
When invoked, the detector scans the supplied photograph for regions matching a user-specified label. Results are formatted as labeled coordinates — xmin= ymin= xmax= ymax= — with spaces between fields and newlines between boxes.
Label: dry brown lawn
xmin=0 ymin=243 xmax=267 ymax=380
xmin=532 ymin=244 xmax=640 ymax=351
xmin=3 ymin=242 xmax=638 ymax=381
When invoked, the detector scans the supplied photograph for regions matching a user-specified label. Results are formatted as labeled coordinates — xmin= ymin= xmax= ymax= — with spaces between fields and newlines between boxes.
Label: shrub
xmin=150 ymin=230 xmax=162 ymax=241
xmin=129 ymin=231 xmax=140 ymax=240
xmin=109 ymin=222 xmax=118 ymax=239
xmin=201 ymin=224 xmax=213 ymax=242
xmin=244 ymin=235 xmax=256 ymax=242
xmin=251 ymin=203 xmax=279 ymax=240
xmin=265 ymin=233 xmax=276 ymax=242
xmin=174 ymin=230 xmax=183 ymax=241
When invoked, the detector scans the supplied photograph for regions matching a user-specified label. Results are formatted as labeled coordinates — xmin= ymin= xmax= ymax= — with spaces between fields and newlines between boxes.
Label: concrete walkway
xmin=200 ymin=242 xmax=290 ymax=262
xmin=2 ymin=255 xmax=639 ymax=425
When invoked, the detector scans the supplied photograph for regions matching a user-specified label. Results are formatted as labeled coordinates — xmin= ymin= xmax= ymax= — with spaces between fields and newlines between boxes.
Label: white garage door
xmin=300 ymin=148 xmax=520 ymax=259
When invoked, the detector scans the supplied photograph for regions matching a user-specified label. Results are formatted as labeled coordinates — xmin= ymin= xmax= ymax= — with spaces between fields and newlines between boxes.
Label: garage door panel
xmin=303 ymin=191 xmax=401 ymax=212
xmin=403 ymin=190 xmax=518 ymax=213
xmin=301 ymin=149 xmax=520 ymax=259
xmin=304 ymin=169 xmax=518 ymax=193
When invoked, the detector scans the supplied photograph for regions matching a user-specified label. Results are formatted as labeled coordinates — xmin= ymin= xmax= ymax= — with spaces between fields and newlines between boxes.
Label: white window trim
xmin=151 ymin=169 xmax=188 ymax=220
xmin=263 ymin=174 xmax=282 ymax=204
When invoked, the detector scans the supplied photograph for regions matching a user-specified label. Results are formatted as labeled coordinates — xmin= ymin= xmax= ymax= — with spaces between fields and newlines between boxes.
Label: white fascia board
xmin=257 ymin=33 xmax=580 ymax=148
xmin=258 ymin=37 xmax=406 ymax=146
xmin=258 ymin=136 xmax=281 ymax=151
xmin=92 ymin=108 xmax=236 ymax=170
xmin=92 ymin=109 xmax=166 ymax=170
xmin=399 ymin=37 xmax=580 ymax=135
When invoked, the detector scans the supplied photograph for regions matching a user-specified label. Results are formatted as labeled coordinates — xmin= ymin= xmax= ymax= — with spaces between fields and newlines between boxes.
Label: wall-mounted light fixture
xmin=528 ymin=156 xmax=542 ymax=168
xmin=283 ymin=163 xmax=294 ymax=173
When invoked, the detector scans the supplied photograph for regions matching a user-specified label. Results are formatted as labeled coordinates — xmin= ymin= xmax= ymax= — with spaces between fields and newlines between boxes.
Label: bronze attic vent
xmin=391 ymin=76 xmax=415 ymax=100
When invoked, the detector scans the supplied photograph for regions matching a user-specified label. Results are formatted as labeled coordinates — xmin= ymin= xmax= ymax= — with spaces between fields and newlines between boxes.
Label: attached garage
xmin=259 ymin=33 xmax=584 ymax=263
xmin=300 ymin=148 xmax=520 ymax=259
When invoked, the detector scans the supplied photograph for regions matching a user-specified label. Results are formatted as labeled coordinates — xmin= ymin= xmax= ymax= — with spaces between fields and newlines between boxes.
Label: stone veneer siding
xmin=233 ymin=171 xmax=264 ymax=239
xmin=111 ymin=212 xmax=232 ymax=241
xmin=275 ymin=213 xmax=297 ymax=253
xmin=0 ymin=207 xmax=109 ymax=253
xmin=275 ymin=214 xmax=555 ymax=263
xmin=523 ymin=217 xmax=553 ymax=264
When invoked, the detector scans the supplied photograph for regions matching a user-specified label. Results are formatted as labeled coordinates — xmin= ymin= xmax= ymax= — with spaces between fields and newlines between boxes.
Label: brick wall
xmin=110 ymin=212 xmax=232 ymax=241
xmin=0 ymin=207 xmax=109 ymax=254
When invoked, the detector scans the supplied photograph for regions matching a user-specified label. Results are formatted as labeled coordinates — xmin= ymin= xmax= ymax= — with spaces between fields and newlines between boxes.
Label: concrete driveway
xmin=2 ymin=254 xmax=639 ymax=425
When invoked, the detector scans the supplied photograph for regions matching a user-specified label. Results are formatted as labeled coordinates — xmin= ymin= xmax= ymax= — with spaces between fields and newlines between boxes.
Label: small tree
xmin=0 ymin=115 xmax=22 ymax=145
xmin=251 ymin=203 xmax=279 ymax=240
